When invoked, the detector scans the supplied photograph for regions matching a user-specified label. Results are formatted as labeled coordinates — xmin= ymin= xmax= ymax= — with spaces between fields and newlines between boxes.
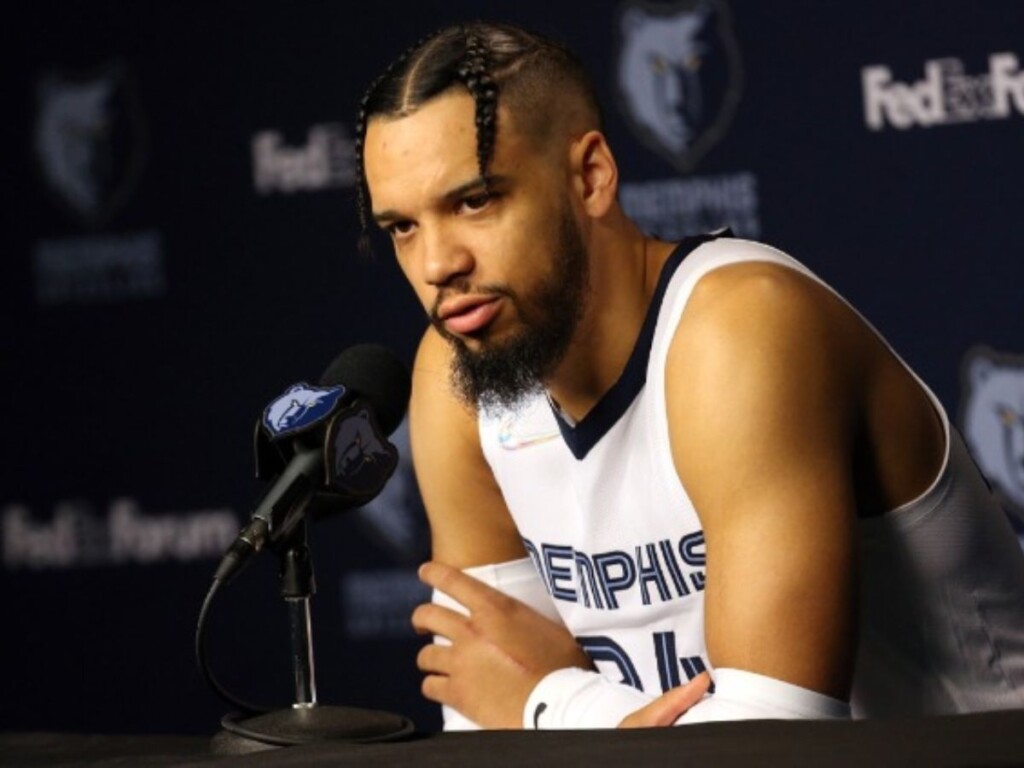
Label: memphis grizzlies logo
xmin=327 ymin=405 xmax=399 ymax=498
xmin=615 ymin=0 xmax=743 ymax=173
xmin=262 ymin=383 xmax=345 ymax=438
xmin=33 ymin=63 xmax=147 ymax=226
xmin=960 ymin=348 xmax=1024 ymax=529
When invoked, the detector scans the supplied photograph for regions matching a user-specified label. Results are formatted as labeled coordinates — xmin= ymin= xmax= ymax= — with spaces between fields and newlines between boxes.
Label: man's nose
xmin=422 ymin=226 xmax=474 ymax=287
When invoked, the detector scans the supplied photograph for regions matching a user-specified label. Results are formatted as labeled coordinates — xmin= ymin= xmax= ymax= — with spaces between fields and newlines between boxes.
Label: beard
xmin=431 ymin=205 xmax=589 ymax=415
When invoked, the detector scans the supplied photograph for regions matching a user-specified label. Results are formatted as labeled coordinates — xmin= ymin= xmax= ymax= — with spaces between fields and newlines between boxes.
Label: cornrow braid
xmin=354 ymin=32 xmax=437 ymax=256
xmin=455 ymin=31 xmax=499 ymax=195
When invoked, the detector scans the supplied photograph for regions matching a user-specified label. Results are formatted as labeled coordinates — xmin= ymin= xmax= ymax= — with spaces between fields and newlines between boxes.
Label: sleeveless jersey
xmin=478 ymin=235 xmax=1024 ymax=717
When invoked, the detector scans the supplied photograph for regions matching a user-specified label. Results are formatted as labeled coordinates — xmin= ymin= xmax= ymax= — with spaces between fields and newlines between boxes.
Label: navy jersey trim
xmin=551 ymin=232 xmax=729 ymax=460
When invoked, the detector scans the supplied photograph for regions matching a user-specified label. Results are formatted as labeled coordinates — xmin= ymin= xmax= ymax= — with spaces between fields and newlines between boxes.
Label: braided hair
xmin=354 ymin=22 xmax=601 ymax=255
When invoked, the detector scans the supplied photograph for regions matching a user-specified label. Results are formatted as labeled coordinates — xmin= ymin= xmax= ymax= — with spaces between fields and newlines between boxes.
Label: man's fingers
xmin=411 ymin=601 xmax=470 ymax=640
xmin=417 ymin=642 xmax=453 ymax=675
xmin=418 ymin=561 xmax=505 ymax=612
xmin=421 ymin=673 xmax=450 ymax=705
xmin=619 ymin=672 xmax=712 ymax=728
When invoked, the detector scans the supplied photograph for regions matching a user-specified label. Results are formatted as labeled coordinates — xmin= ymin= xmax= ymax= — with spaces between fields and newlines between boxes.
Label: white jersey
xmin=478 ymin=235 xmax=1024 ymax=717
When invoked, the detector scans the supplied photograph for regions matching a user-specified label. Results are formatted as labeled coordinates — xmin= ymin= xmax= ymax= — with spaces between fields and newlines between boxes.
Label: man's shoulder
xmin=652 ymin=237 xmax=825 ymax=337
xmin=677 ymin=252 xmax=839 ymax=351
xmin=410 ymin=327 xmax=481 ymax=433
xmin=663 ymin=242 xmax=864 ymax=428
xmin=413 ymin=327 xmax=460 ymax=402
xmin=673 ymin=236 xmax=798 ymax=277
xmin=415 ymin=325 xmax=453 ymax=375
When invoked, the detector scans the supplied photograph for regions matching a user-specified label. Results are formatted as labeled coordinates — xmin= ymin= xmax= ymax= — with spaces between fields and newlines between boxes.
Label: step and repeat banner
xmin=3 ymin=0 xmax=1022 ymax=735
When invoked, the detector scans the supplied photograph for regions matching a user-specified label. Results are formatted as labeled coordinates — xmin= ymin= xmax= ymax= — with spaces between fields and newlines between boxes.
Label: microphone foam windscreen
xmin=319 ymin=344 xmax=411 ymax=436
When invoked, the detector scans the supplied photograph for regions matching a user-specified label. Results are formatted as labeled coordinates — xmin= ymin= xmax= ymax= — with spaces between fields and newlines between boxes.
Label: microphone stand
xmin=283 ymin=529 xmax=318 ymax=710
xmin=215 ymin=518 xmax=415 ymax=752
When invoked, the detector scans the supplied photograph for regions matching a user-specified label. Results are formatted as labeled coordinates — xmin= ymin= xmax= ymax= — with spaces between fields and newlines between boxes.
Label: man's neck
xmin=545 ymin=228 xmax=676 ymax=422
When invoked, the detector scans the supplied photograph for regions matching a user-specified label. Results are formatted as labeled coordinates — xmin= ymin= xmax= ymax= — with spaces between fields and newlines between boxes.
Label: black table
xmin=4 ymin=709 xmax=1024 ymax=767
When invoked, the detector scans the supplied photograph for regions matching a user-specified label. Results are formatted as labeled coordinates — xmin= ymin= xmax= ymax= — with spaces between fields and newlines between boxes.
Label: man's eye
xmin=461 ymin=193 xmax=492 ymax=212
xmin=387 ymin=221 xmax=415 ymax=237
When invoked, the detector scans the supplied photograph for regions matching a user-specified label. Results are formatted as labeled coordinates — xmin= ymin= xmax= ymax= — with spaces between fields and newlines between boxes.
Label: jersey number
xmin=578 ymin=631 xmax=706 ymax=693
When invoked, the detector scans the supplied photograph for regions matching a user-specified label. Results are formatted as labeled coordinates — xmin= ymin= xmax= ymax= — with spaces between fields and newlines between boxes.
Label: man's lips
xmin=437 ymin=295 xmax=503 ymax=335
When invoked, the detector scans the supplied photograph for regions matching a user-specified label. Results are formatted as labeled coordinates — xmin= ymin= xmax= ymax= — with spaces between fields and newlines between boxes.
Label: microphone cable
xmin=197 ymin=575 xmax=355 ymax=748
xmin=195 ymin=576 xmax=271 ymax=718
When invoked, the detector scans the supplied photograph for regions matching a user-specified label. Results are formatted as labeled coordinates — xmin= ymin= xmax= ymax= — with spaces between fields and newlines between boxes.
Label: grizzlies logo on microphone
xmin=326 ymin=403 xmax=399 ymax=499
xmin=262 ymin=383 xmax=346 ymax=438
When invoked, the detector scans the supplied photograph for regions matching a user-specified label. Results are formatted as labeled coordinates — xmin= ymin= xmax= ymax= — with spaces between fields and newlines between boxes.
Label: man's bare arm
xmin=410 ymin=328 xmax=595 ymax=727
xmin=409 ymin=327 xmax=525 ymax=566
xmin=667 ymin=262 xmax=862 ymax=701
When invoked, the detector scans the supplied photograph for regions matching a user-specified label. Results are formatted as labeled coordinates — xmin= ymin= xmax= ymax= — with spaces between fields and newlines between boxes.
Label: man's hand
xmin=412 ymin=561 xmax=593 ymax=728
xmin=618 ymin=673 xmax=711 ymax=728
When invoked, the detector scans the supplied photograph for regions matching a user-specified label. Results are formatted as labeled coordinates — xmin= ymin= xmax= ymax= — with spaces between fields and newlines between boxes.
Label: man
xmin=357 ymin=22 xmax=1024 ymax=729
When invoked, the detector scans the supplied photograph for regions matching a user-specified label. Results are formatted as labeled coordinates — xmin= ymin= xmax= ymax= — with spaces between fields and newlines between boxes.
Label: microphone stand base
xmin=213 ymin=705 xmax=415 ymax=753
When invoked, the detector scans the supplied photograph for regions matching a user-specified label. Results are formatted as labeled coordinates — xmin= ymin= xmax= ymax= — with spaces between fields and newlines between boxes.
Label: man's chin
xmin=446 ymin=337 xmax=547 ymax=414
xmin=442 ymin=325 xmax=506 ymax=356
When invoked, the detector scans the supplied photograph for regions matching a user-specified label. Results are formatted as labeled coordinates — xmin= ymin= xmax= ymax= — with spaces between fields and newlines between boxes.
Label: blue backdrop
xmin=3 ymin=0 xmax=1022 ymax=735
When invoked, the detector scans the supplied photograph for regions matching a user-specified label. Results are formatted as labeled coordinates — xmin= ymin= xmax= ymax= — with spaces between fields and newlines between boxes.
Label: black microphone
xmin=214 ymin=344 xmax=411 ymax=583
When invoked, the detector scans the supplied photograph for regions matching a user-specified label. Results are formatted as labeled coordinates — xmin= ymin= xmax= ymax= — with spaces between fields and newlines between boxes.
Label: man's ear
xmin=569 ymin=130 xmax=618 ymax=218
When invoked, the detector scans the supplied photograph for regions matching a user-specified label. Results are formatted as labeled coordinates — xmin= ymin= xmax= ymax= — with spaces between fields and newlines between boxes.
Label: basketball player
xmin=356 ymin=22 xmax=1024 ymax=729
